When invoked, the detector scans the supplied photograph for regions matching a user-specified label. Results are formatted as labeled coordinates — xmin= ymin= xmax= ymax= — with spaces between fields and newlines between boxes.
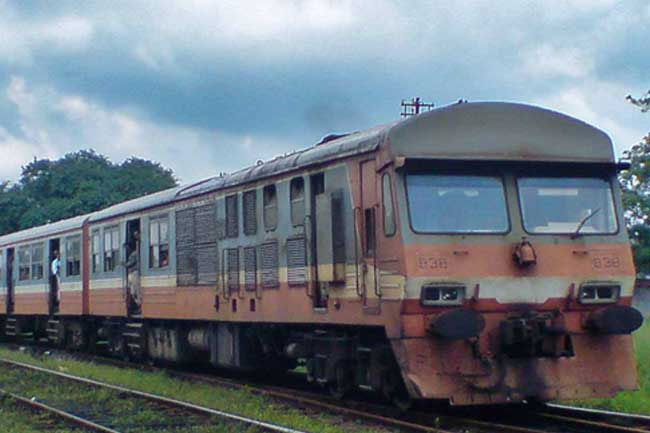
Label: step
xmin=122 ymin=332 xmax=142 ymax=338
xmin=126 ymin=322 xmax=143 ymax=328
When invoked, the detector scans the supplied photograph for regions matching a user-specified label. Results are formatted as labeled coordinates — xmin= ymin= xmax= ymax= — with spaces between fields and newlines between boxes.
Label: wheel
xmin=328 ymin=361 xmax=354 ymax=400
xmin=383 ymin=370 xmax=413 ymax=412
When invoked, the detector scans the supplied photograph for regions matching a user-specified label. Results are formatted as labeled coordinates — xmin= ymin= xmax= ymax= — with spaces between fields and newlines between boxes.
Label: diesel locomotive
xmin=0 ymin=102 xmax=643 ymax=406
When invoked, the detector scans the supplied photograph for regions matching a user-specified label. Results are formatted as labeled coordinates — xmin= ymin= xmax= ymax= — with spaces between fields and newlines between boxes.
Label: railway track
xmin=2 ymin=344 xmax=650 ymax=433
xmin=0 ymin=387 xmax=120 ymax=432
xmin=0 ymin=357 xmax=310 ymax=433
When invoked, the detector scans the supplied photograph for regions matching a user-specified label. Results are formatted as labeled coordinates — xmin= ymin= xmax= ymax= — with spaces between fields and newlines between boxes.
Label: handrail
xmin=352 ymin=207 xmax=363 ymax=298
xmin=373 ymin=205 xmax=382 ymax=298
xmin=221 ymin=249 xmax=230 ymax=300
xmin=303 ymin=214 xmax=314 ymax=299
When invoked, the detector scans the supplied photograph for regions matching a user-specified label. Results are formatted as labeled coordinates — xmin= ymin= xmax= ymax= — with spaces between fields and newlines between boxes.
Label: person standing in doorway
xmin=50 ymin=250 xmax=61 ymax=311
xmin=125 ymin=231 xmax=141 ymax=313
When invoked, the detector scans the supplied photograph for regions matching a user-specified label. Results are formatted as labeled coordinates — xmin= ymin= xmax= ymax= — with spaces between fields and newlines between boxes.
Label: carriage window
xmin=382 ymin=173 xmax=396 ymax=236
xmin=290 ymin=177 xmax=305 ymax=226
xmin=518 ymin=177 xmax=617 ymax=234
xmin=91 ymin=230 xmax=101 ymax=273
xmin=18 ymin=247 xmax=30 ymax=281
xmin=66 ymin=236 xmax=81 ymax=276
xmin=149 ymin=216 xmax=170 ymax=268
xmin=243 ymin=190 xmax=257 ymax=235
xmin=406 ymin=174 xmax=508 ymax=233
xmin=263 ymin=185 xmax=278 ymax=230
xmin=104 ymin=226 xmax=120 ymax=272
xmin=31 ymin=244 xmax=43 ymax=280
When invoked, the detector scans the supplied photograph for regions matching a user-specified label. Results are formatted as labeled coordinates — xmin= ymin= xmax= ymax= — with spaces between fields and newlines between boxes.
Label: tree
xmin=0 ymin=150 xmax=178 ymax=236
xmin=627 ymin=90 xmax=650 ymax=112
xmin=621 ymin=90 xmax=650 ymax=275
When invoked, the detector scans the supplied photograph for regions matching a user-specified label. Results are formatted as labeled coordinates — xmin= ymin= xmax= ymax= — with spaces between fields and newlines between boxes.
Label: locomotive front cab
xmin=384 ymin=102 xmax=643 ymax=405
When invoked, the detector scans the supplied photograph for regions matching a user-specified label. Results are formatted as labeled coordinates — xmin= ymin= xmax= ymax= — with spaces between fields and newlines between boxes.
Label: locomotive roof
xmin=0 ymin=101 xmax=616 ymax=245
xmin=388 ymin=102 xmax=614 ymax=163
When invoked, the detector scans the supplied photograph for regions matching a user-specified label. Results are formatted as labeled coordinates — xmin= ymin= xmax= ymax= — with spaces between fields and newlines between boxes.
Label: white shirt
xmin=51 ymin=257 xmax=60 ymax=276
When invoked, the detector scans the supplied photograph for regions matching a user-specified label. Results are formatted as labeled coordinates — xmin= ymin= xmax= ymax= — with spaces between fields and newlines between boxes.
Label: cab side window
xmin=382 ymin=173 xmax=396 ymax=236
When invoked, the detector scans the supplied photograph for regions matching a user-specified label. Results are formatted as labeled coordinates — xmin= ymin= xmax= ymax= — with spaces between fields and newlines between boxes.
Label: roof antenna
xmin=401 ymin=97 xmax=434 ymax=117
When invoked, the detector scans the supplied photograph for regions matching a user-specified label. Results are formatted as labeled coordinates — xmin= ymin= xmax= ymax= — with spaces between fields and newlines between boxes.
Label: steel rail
xmin=5 ymin=345 xmax=650 ymax=433
xmin=0 ymin=357 xmax=308 ymax=433
xmin=72 ymin=354 xmax=556 ymax=433
xmin=0 ymin=388 xmax=122 ymax=433
xmin=534 ymin=411 xmax=650 ymax=433
xmin=546 ymin=402 xmax=650 ymax=422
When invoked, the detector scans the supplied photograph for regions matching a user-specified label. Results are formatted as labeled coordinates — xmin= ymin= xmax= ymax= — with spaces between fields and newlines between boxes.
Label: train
xmin=0 ymin=101 xmax=643 ymax=407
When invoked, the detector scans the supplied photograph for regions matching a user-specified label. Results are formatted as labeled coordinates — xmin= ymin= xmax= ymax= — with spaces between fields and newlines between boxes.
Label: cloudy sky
xmin=0 ymin=0 xmax=649 ymax=184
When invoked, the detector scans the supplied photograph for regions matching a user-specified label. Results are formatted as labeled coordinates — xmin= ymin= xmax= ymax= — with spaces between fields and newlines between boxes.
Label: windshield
xmin=406 ymin=174 xmax=509 ymax=233
xmin=518 ymin=177 xmax=617 ymax=234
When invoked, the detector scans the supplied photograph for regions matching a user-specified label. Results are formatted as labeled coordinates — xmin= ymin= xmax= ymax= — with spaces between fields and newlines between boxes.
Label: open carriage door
xmin=6 ymin=248 xmax=14 ymax=314
xmin=48 ymin=238 xmax=60 ymax=314
xmin=359 ymin=159 xmax=380 ymax=313
xmin=125 ymin=219 xmax=141 ymax=316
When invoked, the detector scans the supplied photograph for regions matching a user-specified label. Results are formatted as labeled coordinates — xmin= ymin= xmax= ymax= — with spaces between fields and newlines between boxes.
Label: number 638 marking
xmin=592 ymin=256 xmax=620 ymax=269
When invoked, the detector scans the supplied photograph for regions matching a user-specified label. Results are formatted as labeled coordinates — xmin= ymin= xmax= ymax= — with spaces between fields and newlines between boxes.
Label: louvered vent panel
xmin=197 ymin=244 xmax=218 ymax=284
xmin=243 ymin=191 xmax=257 ymax=236
xmin=195 ymin=202 xmax=217 ymax=244
xmin=176 ymin=246 xmax=196 ymax=286
xmin=176 ymin=208 xmax=195 ymax=246
xmin=225 ymin=195 xmax=239 ymax=238
xmin=227 ymin=248 xmax=239 ymax=292
xmin=287 ymin=237 xmax=307 ymax=286
xmin=243 ymin=247 xmax=257 ymax=291
xmin=176 ymin=208 xmax=197 ymax=285
xmin=260 ymin=241 xmax=279 ymax=289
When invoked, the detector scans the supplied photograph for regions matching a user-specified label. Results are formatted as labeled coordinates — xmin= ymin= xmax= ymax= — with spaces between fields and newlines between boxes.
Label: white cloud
xmin=0 ymin=3 xmax=94 ymax=66
xmin=521 ymin=45 xmax=594 ymax=79
xmin=533 ymin=79 xmax=649 ymax=156
xmin=0 ymin=77 xmax=290 ymax=183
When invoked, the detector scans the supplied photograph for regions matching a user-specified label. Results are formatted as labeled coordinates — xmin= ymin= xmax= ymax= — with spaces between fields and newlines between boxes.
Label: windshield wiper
xmin=571 ymin=207 xmax=601 ymax=239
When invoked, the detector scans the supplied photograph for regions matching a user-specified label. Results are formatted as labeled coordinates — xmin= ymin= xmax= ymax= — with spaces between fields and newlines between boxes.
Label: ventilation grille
xmin=227 ymin=248 xmax=239 ymax=292
xmin=243 ymin=191 xmax=257 ymax=236
xmin=244 ymin=247 xmax=257 ymax=291
xmin=287 ymin=237 xmax=307 ymax=286
xmin=260 ymin=241 xmax=279 ymax=289
xmin=226 ymin=195 xmax=239 ymax=238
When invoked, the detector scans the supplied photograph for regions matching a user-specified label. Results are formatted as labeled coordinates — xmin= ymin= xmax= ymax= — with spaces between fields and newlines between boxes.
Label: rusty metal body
xmin=0 ymin=102 xmax=641 ymax=405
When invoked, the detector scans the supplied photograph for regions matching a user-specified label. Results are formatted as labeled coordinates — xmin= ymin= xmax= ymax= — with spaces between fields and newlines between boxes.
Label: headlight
xmin=420 ymin=283 xmax=465 ymax=306
xmin=578 ymin=282 xmax=620 ymax=304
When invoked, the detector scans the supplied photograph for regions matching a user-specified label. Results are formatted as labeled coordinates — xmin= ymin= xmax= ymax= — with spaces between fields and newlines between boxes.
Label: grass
xmin=0 ymin=366 xmax=252 ymax=432
xmin=0 ymin=348 xmax=388 ymax=433
xmin=0 ymin=395 xmax=87 ymax=433
xmin=575 ymin=321 xmax=650 ymax=415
